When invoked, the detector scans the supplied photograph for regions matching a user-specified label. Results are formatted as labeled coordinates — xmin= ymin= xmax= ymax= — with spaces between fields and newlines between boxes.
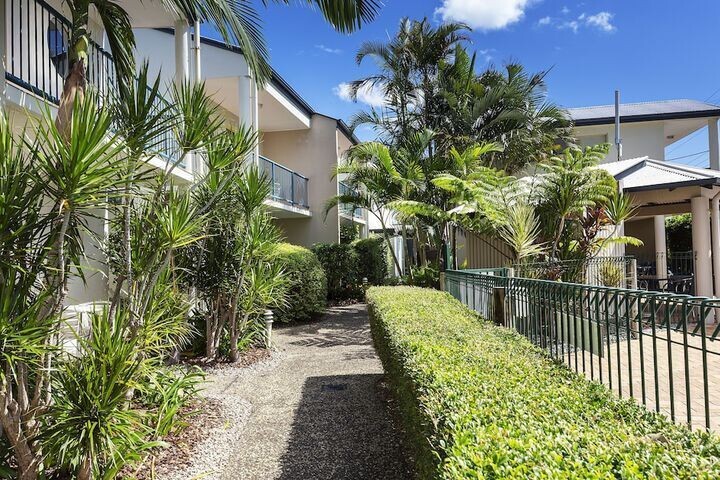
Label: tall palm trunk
xmin=56 ymin=57 xmax=87 ymax=139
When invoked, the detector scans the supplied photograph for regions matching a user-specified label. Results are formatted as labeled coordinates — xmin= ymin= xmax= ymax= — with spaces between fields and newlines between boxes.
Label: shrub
xmin=272 ymin=243 xmax=327 ymax=322
xmin=352 ymin=237 xmax=388 ymax=285
xmin=367 ymin=286 xmax=720 ymax=479
xmin=312 ymin=243 xmax=360 ymax=300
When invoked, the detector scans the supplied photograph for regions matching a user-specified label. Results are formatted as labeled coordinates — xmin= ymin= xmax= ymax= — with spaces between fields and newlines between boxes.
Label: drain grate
xmin=321 ymin=383 xmax=348 ymax=392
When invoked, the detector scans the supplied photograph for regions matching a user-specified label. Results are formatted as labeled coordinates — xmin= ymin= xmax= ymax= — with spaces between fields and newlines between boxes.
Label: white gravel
xmin=158 ymin=353 xmax=284 ymax=480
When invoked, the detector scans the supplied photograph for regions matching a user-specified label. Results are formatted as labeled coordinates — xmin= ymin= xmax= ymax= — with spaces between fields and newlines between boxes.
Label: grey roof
xmin=598 ymin=157 xmax=720 ymax=191
xmin=568 ymin=99 xmax=720 ymax=126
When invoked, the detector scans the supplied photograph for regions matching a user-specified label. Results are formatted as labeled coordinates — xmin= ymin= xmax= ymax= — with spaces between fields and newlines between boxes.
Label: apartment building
xmin=0 ymin=0 xmax=366 ymax=308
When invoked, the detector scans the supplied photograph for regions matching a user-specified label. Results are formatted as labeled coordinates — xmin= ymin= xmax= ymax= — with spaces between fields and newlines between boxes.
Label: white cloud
xmin=435 ymin=0 xmax=534 ymax=31
xmin=478 ymin=48 xmax=495 ymax=63
xmin=585 ymin=12 xmax=615 ymax=32
xmin=561 ymin=6 xmax=570 ymax=15
xmin=546 ymin=11 xmax=616 ymax=33
xmin=315 ymin=44 xmax=342 ymax=54
xmin=333 ymin=82 xmax=386 ymax=107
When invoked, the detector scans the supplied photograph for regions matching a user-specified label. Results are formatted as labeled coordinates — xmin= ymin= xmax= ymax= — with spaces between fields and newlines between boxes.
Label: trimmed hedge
xmin=367 ymin=286 xmax=720 ymax=479
xmin=312 ymin=243 xmax=360 ymax=300
xmin=352 ymin=237 xmax=388 ymax=286
xmin=272 ymin=243 xmax=327 ymax=322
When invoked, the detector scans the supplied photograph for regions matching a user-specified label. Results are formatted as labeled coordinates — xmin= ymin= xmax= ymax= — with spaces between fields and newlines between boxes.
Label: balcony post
xmin=174 ymin=19 xmax=190 ymax=86
xmin=0 ymin=0 xmax=6 ymax=104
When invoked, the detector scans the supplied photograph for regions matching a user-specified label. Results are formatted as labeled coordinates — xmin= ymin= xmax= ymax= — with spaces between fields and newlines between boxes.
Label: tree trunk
xmin=55 ymin=58 xmax=87 ymax=140
xmin=77 ymin=456 xmax=92 ymax=480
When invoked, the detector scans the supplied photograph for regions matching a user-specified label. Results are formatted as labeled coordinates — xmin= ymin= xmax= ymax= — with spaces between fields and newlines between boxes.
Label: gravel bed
xmin=154 ymin=352 xmax=284 ymax=480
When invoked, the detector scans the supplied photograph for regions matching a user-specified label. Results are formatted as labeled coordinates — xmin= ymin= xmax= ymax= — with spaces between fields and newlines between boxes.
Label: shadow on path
xmin=278 ymin=374 xmax=414 ymax=480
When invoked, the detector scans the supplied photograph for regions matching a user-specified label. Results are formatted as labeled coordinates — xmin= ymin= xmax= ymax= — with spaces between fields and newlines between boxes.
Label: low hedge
xmin=272 ymin=243 xmax=327 ymax=322
xmin=367 ymin=286 xmax=720 ymax=479
xmin=352 ymin=237 xmax=388 ymax=285
xmin=312 ymin=243 xmax=360 ymax=300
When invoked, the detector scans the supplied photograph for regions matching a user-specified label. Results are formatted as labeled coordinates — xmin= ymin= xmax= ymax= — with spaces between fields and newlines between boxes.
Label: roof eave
xmin=573 ymin=109 xmax=720 ymax=127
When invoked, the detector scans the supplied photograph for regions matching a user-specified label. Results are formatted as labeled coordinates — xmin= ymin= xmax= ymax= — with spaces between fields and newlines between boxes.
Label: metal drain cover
xmin=321 ymin=383 xmax=348 ymax=391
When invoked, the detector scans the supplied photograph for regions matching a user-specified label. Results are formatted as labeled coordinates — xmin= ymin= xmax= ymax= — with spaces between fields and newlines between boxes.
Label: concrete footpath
xmin=217 ymin=304 xmax=414 ymax=480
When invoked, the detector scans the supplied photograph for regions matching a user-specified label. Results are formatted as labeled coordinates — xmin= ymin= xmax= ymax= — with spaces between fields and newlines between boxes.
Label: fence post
xmin=493 ymin=287 xmax=506 ymax=326
xmin=628 ymin=258 xmax=639 ymax=336
xmin=439 ymin=272 xmax=446 ymax=291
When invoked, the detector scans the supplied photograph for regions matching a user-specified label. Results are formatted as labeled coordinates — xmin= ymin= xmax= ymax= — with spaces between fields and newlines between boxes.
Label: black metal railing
xmin=259 ymin=156 xmax=309 ymax=208
xmin=636 ymin=251 xmax=695 ymax=295
xmin=6 ymin=0 xmax=116 ymax=103
xmin=5 ymin=0 xmax=179 ymax=165
xmin=445 ymin=269 xmax=720 ymax=431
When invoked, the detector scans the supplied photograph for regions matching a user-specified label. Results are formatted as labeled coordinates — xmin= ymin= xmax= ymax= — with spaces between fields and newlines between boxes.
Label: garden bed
xmin=367 ymin=286 xmax=720 ymax=479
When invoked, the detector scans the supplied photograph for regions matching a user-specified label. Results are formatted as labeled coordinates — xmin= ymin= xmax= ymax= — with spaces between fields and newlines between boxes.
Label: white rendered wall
xmin=575 ymin=121 xmax=666 ymax=161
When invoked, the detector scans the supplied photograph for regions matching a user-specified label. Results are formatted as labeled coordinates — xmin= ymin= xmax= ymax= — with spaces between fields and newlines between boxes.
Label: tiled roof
xmin=568 ymin=99 xmax=720 ymax=126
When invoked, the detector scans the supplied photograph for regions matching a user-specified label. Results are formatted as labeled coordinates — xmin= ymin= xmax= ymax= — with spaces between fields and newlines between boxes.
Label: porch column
xmin=174 ymin=20 xmax=190 ymax=86
xmin=654 ymin=215 xmax=667 ymax=287
xmin=712 ymin=195 xmax=720 ymax=298
xmin=238 ymin=72 xmax=259 ymax=162
xmin=0 ymin=0 xmax=6 ymax=104
xmin=709 ymin=117 xmax=720 ymax=170
xmin=691 ymin=196 xmax=713 ymax=298
xmin=192 ymin=20 xmax=201 ymax=83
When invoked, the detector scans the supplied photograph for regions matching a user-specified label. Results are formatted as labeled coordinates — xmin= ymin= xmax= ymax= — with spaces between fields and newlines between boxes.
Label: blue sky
xmin=207 ymin=0 xmax=720 ymax=166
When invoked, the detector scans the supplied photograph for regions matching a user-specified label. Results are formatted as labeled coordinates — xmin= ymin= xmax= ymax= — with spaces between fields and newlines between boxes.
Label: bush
xmin=352 ymin=237 xmax=388 ymax=285
xmin=312 ymin=243 xmax=360 ymax=300
xmin=272 ymin=243 xmax=327 ymax=322
xmin=367 ymin=286 xmax=720 ymax=479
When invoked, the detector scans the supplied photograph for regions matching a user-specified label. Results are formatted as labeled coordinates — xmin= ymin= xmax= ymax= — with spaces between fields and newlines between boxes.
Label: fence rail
xmin=445 ymin=269 xmax=720 ymax=431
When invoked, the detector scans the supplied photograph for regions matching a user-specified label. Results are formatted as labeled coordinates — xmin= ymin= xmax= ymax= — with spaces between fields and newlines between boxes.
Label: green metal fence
xmin=512 ymin=256 xmax=635 ymax=288
xmin=445 ymin=269 xmax=720 ymax=431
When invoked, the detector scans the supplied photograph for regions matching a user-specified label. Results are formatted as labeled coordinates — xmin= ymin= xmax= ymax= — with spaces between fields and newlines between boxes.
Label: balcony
xmin=339 ymin=181 xmax=364 ymax=220
xmin=260 ymin=156 xmax=309 ymax=209
xmin=4 ymin=0 xmax=179 ymax=167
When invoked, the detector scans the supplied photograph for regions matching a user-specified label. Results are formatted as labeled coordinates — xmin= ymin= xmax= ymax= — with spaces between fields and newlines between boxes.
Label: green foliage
xmin=406 ymin=264 xmax=439 ymax=289
xmin=312 ymin=243 xmax=360 ymax=300
xmin=666 ymin=213 xmax=692 ymax=252
xmin=352 ymin=237 xmax=388 ymax=285
xmin=367 ymin=286 xmax=720 ymax=479
xmin=272 ymin=243 xmax=327 ymax=323
xmin=340 ymin=222 xmax=360 ymax=243
xmin=44 ymin=309 xmax=156 ymax=479
xmin=137 ymin=366 xmax=205 ymax=438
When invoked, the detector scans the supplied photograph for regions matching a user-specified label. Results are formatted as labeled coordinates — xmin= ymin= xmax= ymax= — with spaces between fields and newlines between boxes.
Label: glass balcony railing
xmin=260 ymin=156 xmax=309 ymax=208
xmin=339 ymin=181 xmax=363 ymax=219
xmin=5 ymin=0 xmax=178 ymax=165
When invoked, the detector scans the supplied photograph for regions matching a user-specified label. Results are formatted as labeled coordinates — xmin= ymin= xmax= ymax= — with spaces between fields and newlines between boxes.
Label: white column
xmin=712 ymin=195 xmax=720 ymax=298
xmin=174 ymin=20 xmax=190 ymax=86
xmin=238 ymin=73 xmax=259 ymax=163
xmin=709 ymin=118 xmax=720 ymax=170
xmin=692 ymin=196 xmax=713 ymax=298
xmin=0 ymin=0 xmax=6 ymax=104
xmin=654 ymin=215 xmax=667 ymax=287
xmin=193 ymin=20 xmax=201 ymax=83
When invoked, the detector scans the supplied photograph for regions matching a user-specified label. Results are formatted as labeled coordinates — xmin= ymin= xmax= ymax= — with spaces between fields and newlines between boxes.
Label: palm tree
xmin=348 ymin=17 xmax=470 ymax=144
xmin=56 ymin=0 xmax=382 ymax=135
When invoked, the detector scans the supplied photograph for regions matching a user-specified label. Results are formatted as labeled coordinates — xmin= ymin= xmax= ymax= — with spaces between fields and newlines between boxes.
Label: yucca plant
xmin=43 ymin=309 xmax=156 ymax=480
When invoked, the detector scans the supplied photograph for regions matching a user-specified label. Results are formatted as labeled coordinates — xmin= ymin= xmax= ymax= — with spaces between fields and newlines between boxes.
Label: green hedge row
xmin=366 ymin=286 xmax=720 ymax=479
xmin=312 ymin=238 xmax=387 ymax=300
xmin=272 ymin=243 xmax=327 ymax=322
